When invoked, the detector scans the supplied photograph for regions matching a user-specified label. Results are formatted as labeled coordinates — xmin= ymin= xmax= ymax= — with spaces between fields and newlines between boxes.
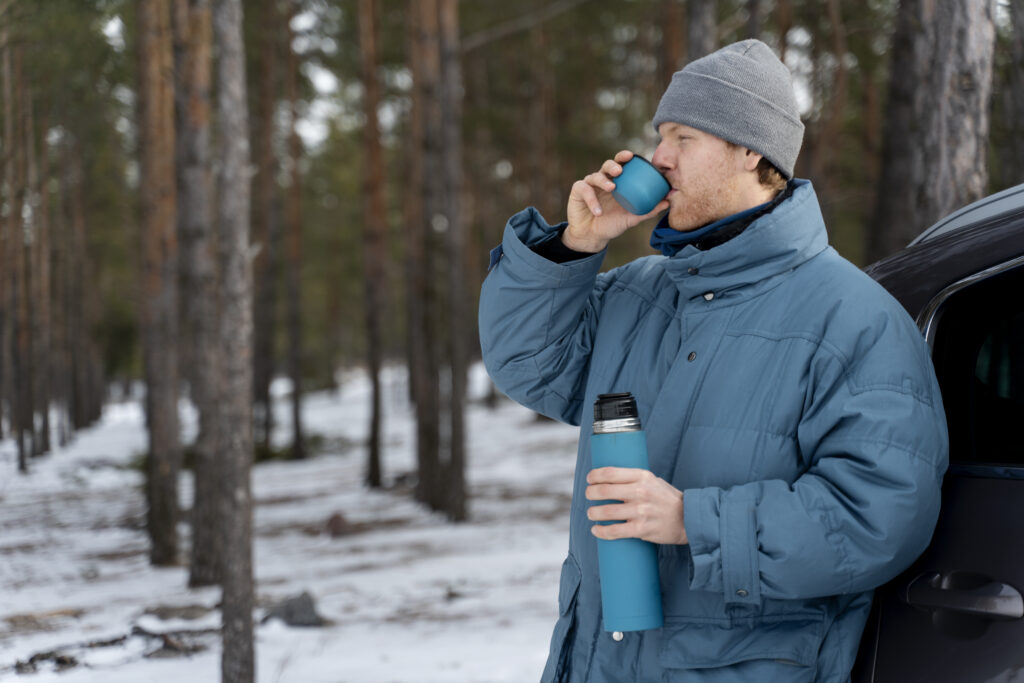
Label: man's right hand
xmin=563 ymin=150 xmax=670 ymax=253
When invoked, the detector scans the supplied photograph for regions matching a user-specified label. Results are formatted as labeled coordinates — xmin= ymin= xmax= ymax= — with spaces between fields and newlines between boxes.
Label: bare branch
xmin=461 ymin=0 xmax=592 ymax=53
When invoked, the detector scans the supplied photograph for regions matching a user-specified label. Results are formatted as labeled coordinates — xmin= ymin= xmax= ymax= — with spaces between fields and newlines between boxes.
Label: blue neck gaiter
xmin=650 ymin=199 xmax=773 ymax=257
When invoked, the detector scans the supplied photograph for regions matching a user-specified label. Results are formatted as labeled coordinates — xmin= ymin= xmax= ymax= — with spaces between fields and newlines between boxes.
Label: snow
xmin=0 ymin=364 xmax=580 ymax=682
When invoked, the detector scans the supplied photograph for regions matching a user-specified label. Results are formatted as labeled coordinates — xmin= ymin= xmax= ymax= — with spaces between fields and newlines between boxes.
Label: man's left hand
xmin=585 ymin=467 xmax=688 ymax=545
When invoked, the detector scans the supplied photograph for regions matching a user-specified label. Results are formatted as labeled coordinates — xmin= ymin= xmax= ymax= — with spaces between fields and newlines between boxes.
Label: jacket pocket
xmin=657 ymin=613 xmax=824 ymax=673
xmin=540 ymin=555 xmax=583 ymax=683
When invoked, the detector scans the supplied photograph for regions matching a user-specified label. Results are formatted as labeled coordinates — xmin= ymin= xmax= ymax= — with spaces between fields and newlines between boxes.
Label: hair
xmin=726 ymin=141 xmax=788 ymax=192
xmin=757 ymin=157 xmax=788 ymax=193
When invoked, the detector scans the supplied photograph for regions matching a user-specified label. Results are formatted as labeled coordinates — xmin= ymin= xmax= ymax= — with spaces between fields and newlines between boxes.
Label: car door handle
xmin=903 ymin=571 xmax=1024 ymax=621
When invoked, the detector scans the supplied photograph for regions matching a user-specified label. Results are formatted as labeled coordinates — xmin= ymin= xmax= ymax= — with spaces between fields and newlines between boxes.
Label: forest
xmin=0 ymin=0 xmax=1021 ymax=681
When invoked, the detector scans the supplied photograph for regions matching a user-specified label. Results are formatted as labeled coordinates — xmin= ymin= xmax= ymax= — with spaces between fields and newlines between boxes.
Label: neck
xmin=734 ymin=184 xmax=778 ymax=215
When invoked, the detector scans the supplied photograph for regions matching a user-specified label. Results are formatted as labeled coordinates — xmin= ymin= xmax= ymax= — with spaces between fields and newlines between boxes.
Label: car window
xmin=974 ymin=316 xmax=1024 ymax=401
xmin=930 ymin=264 xmax=1024 ymax=466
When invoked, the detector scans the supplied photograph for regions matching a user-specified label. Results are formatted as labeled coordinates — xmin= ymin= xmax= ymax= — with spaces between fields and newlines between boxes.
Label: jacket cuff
xmin=531 ymin=229 xmax=597 ymax=263
xmin=685 ymin=487 xmax=761 ymax=608
xmin=491 ymin=207 xmax=605 ymax=285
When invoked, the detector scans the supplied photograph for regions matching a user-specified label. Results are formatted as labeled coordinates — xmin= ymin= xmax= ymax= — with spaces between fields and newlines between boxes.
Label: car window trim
xmin=946 ymin=463 xmax=1024 ymax=480
xmin=917 ymin=254 xmax=1024 ymax=347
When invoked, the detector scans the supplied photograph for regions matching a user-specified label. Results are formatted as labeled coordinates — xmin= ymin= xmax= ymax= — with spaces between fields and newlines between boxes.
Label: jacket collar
xmin=650 ymin=184 xmax=792 ymax=256
xmin=660 ymin=179 xmax=829 ymax=302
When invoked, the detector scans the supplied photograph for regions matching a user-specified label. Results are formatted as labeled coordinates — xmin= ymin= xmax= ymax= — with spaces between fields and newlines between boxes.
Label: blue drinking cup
xmin=611 ymin=156 xmax=670 ymax=215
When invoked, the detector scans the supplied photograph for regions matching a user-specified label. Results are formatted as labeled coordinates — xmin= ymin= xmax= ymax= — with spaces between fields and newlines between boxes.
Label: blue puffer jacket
xmin=479 ymin=180 xmax=948 ymax=682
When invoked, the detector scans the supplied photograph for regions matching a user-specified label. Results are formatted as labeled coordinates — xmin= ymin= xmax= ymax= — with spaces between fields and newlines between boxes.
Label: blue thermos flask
xmin=590 ymin=392 xmax=663 ymax=638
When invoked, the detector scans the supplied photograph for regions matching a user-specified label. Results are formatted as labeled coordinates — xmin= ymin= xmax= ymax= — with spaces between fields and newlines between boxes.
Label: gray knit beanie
xmin=652 ymin=39 xmax=804 ymax=179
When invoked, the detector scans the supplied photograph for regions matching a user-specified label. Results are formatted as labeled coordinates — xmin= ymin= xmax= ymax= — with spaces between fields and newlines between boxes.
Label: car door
xmin=854 ymin=185 xmax=1024 ymax=683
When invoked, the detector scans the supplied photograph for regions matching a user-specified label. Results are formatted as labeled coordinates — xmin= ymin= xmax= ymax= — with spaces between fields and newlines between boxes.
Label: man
xmin=479 ymin=40 xmax=947 ymax=682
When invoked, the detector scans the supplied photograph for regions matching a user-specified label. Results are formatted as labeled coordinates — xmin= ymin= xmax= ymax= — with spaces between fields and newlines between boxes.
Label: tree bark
xmin=1005 ymin=0 xmax=1024 ymax=186
xmin=213 ymin=0 xmax=255 ymax=680
xmin=868 ymin=0 xmax=996 ymax=262
xmin=404 ymin=0 xmax=424 ymax=412
xmin=2 ymin=32 xmax=30 ymax=471
xmin=53 ymin=141 xmax=75 ymax=448
xmin=358 ymin=0 xmax=387 ymax=489
xmin=528 ymin=24 xmax=557 ymax=219
xmin=661 ymin=0 xmax=684 ymax=85
xmin=0 ymin=0 xmax=10 ymax=447
xmin=413 ymin=0 xmax=443 ymax=509
xmin=777 ymin=0 xmax=792 ymax=64
xmin=405 ymin=0 xmax=442 ymax=507
xmin=137 ymin=0 xmax=182 ymax=566
xmin=284 ymin=3 xmax=305 ymax=461
xmin=65 ymin=142 xmax=102 ymax=430
xmin=14 ymin=47 xmax=36 ymax=461
xmin=439 ymin=0 xmax=467 ymax=522
xmin=30 ymin=107 xmax=52 ymax=456
xmin=746 ymin=0 xmax=761 ymax=40
xmin=686 ymin=0 xmax=717 ymax=62
xmin=250 ymin=0 xmax=280 ymax=455
xmin=172 ymin=0 xmax=222 ymax=588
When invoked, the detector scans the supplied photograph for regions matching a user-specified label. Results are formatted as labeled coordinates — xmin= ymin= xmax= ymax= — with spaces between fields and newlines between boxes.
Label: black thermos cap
xmin=594 ymin=392 xmax=638 ymax=422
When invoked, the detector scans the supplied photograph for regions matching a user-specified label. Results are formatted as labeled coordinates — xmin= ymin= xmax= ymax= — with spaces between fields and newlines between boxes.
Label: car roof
xmin=910 ymin=182 xmax=1024 ymax=245
xmin=866 ymin=183 xmax=1024 ymax=325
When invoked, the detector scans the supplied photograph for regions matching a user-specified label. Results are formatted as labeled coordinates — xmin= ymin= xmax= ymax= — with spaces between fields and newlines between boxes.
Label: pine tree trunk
xmin=213 ymin=0 xmax=255 ymax=680
xmin=1006 ymin=0 xmax=1024 ymax=186
xmin=867 ymin=0 xmax=995 ymax=262
xmin=5 ymin=42 xmax=31 ymax=469
xmin=414 ymin=0 xmax=443 ymax=509
xmin=250 ymin=0 xmax=280 ymax=455
xmin=14 ymin=47 xmax=35 ymax=459
xmin=284 ymin=7 xmax=305 ymax=461
xmin=404 ymin=0 xmax=439 ymax=506
xmin=777 ymin=0 xmax=792 ymax=64
xmin=358 ymin=0 xmax=386 ymax=489
xmin=172 ymin=0 xmax=222 ymax=588
xmin=746 ymin=0 xmax=761 ymax=40
xmin=527 ymin=25 xmax=552 ymax=218
xmin=405 ymin=0 xmax=425 ymax=411
xmin=66 ymin=144 xmax=101 ymax=430
xmin=0 ymin=0 xmax=10 ymax=447
xmin=137 ymin=0 xmax=182 ymax=567
xmin=439 ymin=0 xmax=467 ymax=522
xmin=31 ymin=108 xmax=52 ymax=456
xmin=20 ymin=73 xmax=40 ymax=458
xmin=54 ymin=142 xmax=74 ymax=447
xmin=661 ymin=0 xmax=684 ymax=85
xmin=822 ymin=0 xmax=847 ymax=184
xmin=687 ymin=0 xmax=717 ymax=61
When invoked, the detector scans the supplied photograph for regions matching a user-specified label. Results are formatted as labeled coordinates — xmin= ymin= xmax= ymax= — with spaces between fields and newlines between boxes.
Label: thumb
xmin=631 ymin=199 xmax=670 ymax=226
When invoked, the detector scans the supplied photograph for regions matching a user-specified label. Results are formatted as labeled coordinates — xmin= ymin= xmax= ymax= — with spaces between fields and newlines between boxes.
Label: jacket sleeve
xmin=682 ymin=326 xmax=949 ymax=607
xmin=479 ymin=207 xmax=608 ymax=426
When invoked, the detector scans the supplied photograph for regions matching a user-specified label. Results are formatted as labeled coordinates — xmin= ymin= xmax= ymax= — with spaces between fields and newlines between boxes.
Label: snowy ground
xmin=0 ymin=365 xmax=580 ymax=682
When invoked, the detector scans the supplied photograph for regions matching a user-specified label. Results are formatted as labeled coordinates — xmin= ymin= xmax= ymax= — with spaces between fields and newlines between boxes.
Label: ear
xmin=743 ymin=148 xmax=763 ymax=172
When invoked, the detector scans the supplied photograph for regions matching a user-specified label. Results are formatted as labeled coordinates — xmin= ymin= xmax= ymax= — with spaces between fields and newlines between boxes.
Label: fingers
xmin=591 ymin=520 xmax=637 ymax=540
xmin=576 ymin=152 xmax=639 ymax=202
xmin=585 ymin=481 xmax=648 ymax=503
xmin=587 ymin=502 xmax=638 ymax=522
xmin=600 ymin=158 xmax=624 ymax=178
xmin=571 ymin=179 xmax=604 ymax=217
xmin=587 ymin=466 xmax=652 ymax=485
xmin=635 ymin=198 xmax=671 ymax=223
xmin=584 ymin=170 xmax=616 ymax=194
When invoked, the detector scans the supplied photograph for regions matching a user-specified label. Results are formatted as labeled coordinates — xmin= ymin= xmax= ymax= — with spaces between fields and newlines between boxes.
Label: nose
xmin=651 ymin=141 xmax=672 ymax=173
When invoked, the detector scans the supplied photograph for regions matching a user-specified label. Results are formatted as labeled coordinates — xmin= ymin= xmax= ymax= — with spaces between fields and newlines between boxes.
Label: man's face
xmin=651 ymin=122 xmax=752 ymax=232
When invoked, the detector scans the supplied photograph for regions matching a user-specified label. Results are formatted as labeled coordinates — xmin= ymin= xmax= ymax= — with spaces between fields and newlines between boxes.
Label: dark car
xmin=852 ymin=182 xmax=1024 ymax=682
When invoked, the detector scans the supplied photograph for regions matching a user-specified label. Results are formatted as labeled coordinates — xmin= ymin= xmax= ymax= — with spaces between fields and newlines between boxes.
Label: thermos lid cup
xmin=594 ymin=392 xmax=639 ymax=422
xmin=611 ymin=157 xmax=670 ymax=215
